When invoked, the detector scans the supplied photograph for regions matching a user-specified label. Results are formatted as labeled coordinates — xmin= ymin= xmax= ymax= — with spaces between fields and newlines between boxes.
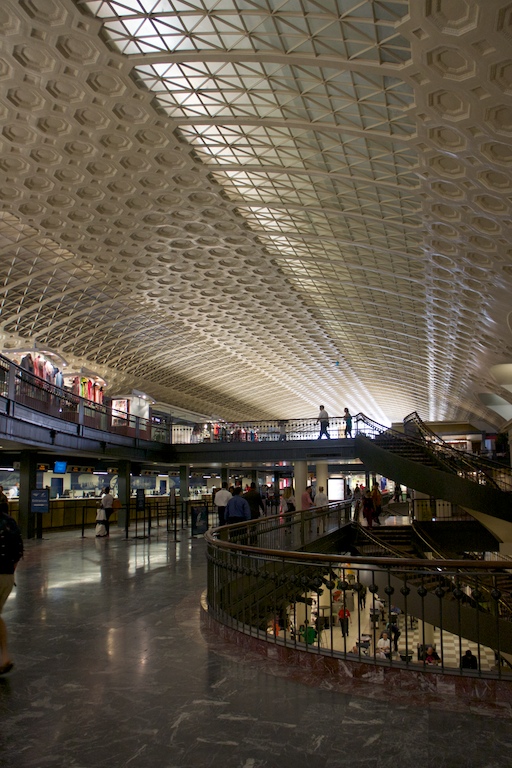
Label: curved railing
xmin=206 ymin=507 xmax=512 ymax=680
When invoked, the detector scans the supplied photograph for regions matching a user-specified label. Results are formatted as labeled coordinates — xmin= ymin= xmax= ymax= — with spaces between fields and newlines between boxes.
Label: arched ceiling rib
xmin=0 ymin=0 xmax=511 ymax=428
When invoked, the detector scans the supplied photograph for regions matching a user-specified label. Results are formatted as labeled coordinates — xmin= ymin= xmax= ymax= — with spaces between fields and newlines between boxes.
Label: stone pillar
xmin=273 ymin=471 xmax=280 ymax=499
xmin=221 ymin=467 xmax=229 ymax=485
xmin=180 ymin=465 xmax=190 ymax=500
xmin=315 ymin=461 xmax=328 ymax=494
xmin=293 ymin=460 xmax=308 ymax=502
xmin=19 ymin=450 xmax=37 ymax=539
xmin=117 ymin=460 xmax=131 ymax=530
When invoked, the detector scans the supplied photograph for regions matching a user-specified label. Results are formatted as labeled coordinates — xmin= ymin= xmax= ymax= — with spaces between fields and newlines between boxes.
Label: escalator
xmin=354 ymin=413 xmax=512 ymax=523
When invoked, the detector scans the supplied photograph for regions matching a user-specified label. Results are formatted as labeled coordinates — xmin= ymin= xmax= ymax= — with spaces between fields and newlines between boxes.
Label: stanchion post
xmin=124 ymin=504 xmax=129 ymax=540
xmin=81 ymin=505 xmax=86 ymax=538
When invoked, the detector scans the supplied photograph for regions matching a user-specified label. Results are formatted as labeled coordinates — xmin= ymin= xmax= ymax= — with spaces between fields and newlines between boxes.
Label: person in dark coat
xmin=461 ymin=649 xmax=478 ymax=670
xmin=0 ymin=501 xmax=23 ymax=674
xmin=243 ymin=482 xmax=265 ymax=520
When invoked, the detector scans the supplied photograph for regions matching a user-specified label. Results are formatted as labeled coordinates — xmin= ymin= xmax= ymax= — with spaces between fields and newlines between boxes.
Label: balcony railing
xmin=206 ymin=506 xmax=512 ymax=680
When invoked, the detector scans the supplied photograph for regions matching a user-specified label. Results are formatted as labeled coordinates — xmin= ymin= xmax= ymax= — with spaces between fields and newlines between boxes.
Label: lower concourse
xmin=1 ymin=526 xmax=511 ymax=768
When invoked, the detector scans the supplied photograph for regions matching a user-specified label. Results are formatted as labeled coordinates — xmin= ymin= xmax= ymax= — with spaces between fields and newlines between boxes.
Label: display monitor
xmin=53 ymin=461 xmax=67 ymax=474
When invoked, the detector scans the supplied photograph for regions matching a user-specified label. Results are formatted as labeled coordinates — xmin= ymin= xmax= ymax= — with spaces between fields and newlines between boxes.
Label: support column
xmin=19 ymin=450 xmax=37 ymax=539
xmin=273 ymin=471 xmax=280 ymax=499
xmin=180 ymin=465 xmax=190 ymax=500
xmin=293 ymin=460 xmax=308 ymax=501
xmin=251 ymin=469 xmax=257 ymax=484
xmin=117 ymin=460 xmax=131 ymax=530
xmin=221 ymin=467 xmax=228 ymax=485
xmin=315 ymin=461 xmax=328 ymax=493
xmin=417 ymin=619 xmax=435 ymax=645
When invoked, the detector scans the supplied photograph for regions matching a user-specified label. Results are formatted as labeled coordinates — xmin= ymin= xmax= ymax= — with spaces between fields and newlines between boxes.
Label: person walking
xmin=316 ymin=405 xmax=330 ymax=439
xmin=371 ymin=483 xmax=382 ymax=526
xmin=0 ymin=501 xmax=23 ymax=675
xmin=225 ymin=486 xmax=251 ymax=525
xmin=100 ymin=486 xmax=114 ymax=536
xmin=243 ymin=482 xmax=265 ymax=520
xmin=343 ymin=408 xmax=352 ymax=438
xmin=362 ymin=490 xmax=375 ymax=528
xmin=338 ymin=606 xmax=351 ymax=637
xmin=214 ymin=481 xmax=232 ymax=526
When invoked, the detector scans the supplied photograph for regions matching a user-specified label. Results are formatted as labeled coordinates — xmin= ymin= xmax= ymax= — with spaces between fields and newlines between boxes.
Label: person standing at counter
xmin=100 ymin=487 xmax=114 ymax=536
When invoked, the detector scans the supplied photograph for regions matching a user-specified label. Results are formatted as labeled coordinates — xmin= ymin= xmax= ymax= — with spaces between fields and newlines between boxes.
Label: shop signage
xmin=107 ymin=467 xmax=118 ymax=474
xmin=141 ymin=470 xmax=159 ymax=476
xmin=36 ymin=464 xmax=49 ymax=471
xmin=31 ymin=489 xmax=49 ymax=514
xmin=68 ymin=466 xmax=95 ymax=473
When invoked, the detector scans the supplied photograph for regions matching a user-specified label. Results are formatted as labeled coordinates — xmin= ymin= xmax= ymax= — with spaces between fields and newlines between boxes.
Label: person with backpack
xmin=0 ymin=501 xmax=23 ymax=674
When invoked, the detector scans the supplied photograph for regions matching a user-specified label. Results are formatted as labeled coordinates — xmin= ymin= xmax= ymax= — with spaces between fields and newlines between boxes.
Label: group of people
xmin=213 ymin=482 xmax=331 ymax=527
xmin=316 ymin=406 xmax=352 ymax=440
xmin=213 ymin=481 xmax=266 ymax=526
xmin=352 ymin=482 xmax=383 ymax=527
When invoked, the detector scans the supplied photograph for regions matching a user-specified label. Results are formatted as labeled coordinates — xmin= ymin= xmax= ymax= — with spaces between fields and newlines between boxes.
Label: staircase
xmin=354 ymin=413 xmax=512 ymax=521
xmin=367 ymin=526 xmax=419 ymax=557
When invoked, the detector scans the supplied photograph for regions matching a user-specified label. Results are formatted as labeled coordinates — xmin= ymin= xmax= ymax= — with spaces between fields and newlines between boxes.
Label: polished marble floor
xmin=1 ymin=525 xmax=512 ymax=768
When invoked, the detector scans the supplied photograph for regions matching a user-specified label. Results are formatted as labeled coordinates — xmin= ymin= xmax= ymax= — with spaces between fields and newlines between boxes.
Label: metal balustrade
xmin=206 ymin=507 xmax=512 ymax=680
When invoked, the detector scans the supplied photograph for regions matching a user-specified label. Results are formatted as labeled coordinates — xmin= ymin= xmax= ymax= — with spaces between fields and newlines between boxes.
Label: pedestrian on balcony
xmin=343 ymin=408 xmax=352 ymax=438
xmin=362 ymin=490 xmax=375 ymax=527
xmin=316 ymin=405 xmax=330 ymax=439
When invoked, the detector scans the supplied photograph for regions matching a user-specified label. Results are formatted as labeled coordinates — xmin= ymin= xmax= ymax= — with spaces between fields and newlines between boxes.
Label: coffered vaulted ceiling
xmin=1 ymin=0 xmax=512 ymax=426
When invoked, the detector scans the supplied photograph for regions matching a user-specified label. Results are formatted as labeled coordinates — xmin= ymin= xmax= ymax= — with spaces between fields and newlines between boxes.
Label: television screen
xmin=53 ymin=461 xmax=67 ymax=474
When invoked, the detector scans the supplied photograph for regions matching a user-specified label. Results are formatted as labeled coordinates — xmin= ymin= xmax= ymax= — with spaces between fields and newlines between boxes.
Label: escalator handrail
xmin=355 ymin=413 xmax=490 ymax=483
xmin=404 ymin=411 xmax=512 ymax=492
